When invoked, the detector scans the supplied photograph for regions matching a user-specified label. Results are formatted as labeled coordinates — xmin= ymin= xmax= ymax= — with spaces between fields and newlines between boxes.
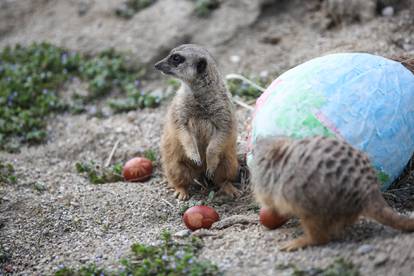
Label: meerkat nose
xmin=154 ymin=61 xmax=163 ymax=70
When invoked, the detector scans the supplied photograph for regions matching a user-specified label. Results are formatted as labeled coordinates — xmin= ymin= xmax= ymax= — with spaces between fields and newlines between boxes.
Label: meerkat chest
xmin=187 ymin=118 xmax=215 ymax=146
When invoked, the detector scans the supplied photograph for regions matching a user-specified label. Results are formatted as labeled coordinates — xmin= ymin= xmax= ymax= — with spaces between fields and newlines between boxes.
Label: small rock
xmin=173 ymin=229 xmax=191 ymax=238
xmin=403 ymin=43 xmax=414 ymax=51
xmin=34 ymin=181 xmax=46 ymax=192
xmin=78 ymin=1 xmax=91 ymax=16
xmin=382 ymin=6 xmax=394 ymax=17
xmin=127 ymin=111 xmax=136 ymax=123
xmin=260 ymin=70 xmax=269 ymax=79
xmin=357 ymin=244 xmax=374 ymax=255
xmin=261 ymin=35 xmax=281 ymax=45
xmin=373 ymin=253 xmax=388 ymax=266
xmin=230 ymin=55 xmax=241 ymax=64
xmin=80 ymin=256 xmax=89 ymax=263
xmin=4 ymin=264 xmax=13 ymax=273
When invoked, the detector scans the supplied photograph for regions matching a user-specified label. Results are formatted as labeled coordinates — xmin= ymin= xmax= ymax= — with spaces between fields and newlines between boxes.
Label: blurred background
xmin=1 ymin=0 xmax=413 ymax=75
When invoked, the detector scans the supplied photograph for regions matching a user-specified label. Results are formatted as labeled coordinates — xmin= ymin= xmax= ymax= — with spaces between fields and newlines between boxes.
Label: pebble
xmin=230 ymin=55 xmax=241 ymax=64
xmin=382 ymin=6 xmax=394 ymax=17
xmin=34 ymin=181 xmax=46 ymax=192
xmin=4 ymin=264 xmax=14 ymax=273
xmin=78 ymin=1 xmax=90 ymax=16
xmin=260 ymin=70 xmax=269 ymax=79
xmin=373 ymin=253 xmax=389 ymax=266
xmin=402 ymin=43 xmax=414 ymax=51
xmin=357 ymin=244 xmax=374 ymax=255
xmin=173 ymin=229 xmax=191 ymax=238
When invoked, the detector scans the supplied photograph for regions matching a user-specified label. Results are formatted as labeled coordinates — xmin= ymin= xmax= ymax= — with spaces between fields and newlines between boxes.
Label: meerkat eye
xmin=169 ymin=54 xmax=185 ymax=66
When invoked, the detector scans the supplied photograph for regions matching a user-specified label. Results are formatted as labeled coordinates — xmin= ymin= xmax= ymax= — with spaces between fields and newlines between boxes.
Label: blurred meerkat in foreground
xmin=155 ymin=44 xmax=239 ymax=201
xmin=251 ymin=136 xmax=414 ymax=251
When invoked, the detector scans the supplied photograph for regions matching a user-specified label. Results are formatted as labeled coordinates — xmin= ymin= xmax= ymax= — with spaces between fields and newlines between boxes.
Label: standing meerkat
xmin=155 ymin=44 xmax=239 ymax=201
xmin=251 ymin=136 xmax=414 ymax=251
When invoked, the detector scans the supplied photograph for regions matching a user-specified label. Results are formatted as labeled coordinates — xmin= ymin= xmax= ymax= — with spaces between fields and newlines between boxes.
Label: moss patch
xmin=55 ymin=231 xmax=220 ymax=276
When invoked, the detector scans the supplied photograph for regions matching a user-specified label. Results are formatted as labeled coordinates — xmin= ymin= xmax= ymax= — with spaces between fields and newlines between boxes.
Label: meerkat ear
xmin=196 ymin=58 xmax=207 ymax=74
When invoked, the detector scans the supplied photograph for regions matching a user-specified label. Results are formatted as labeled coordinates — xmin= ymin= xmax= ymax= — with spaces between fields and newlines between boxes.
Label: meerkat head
xmin=154 ymin=44 xmax=215 ymax=84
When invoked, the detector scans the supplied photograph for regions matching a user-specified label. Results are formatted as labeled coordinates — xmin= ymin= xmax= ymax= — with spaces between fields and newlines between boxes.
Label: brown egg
xmin=259 ymin=207 xmax=289 ymax=229
xmin=183 ymin=205 xmax=220 ymax=231
xmin=122 ymin=157 xmax=153 ymax=182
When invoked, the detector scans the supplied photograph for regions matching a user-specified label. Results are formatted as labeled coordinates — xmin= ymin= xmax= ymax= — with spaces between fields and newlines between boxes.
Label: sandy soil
xmin=1 ymin=0 xmax=414 ymax=275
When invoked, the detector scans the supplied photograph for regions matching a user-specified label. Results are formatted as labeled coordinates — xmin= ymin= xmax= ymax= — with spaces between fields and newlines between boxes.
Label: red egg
xmin=183 ymin=205 xmax=220 ymax=231
xmin=123 ymin=157 xmax=153 ymax=182
xmin=259 ymin=207 xmax=289 ymax=229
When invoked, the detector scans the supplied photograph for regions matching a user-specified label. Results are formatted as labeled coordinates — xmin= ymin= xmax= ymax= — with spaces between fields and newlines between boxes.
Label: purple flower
xmin=61 ymin=53 xmax=68 ymax=64
xmin=134 ymin=80 xmax=140 ymax=87
xmin=175 ymin=250 xmax=184 ymax=259
xmin=7 ymin=91 xmax=17 ymax=106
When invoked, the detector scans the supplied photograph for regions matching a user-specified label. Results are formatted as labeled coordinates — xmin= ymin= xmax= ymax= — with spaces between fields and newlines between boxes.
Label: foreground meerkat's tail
xmin=364 ymin=193 xmax=414 ymax=231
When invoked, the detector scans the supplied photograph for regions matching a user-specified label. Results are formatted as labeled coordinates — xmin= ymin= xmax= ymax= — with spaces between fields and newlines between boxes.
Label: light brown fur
xmin=155 ymin=44 xmax=239 ymax=200
xmin=391 ymin=55 xmax=414 ymax=75
xmin=251 ymin=136 xmax=414 ymax=251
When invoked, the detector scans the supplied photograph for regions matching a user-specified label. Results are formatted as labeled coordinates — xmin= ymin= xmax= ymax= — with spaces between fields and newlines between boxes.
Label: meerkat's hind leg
xmin=218 ymin=181 xmax=241 ymax=198
xmin=280 ymin=216 xmax=332 ymax=252
xmin=174 ymin=186 xmax=190 ymax=201
xmin=165 ymin=161 xmax=198 ymax=201
xmin=213 ymin=152 xmax=240 ymax=198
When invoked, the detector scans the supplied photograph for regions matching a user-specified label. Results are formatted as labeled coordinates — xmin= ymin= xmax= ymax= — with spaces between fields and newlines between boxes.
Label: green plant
xmin=108 ymin=93 xmax=159 ymax=113
xmin=0 ymin=161 xmax=17 ymax=184
xmin=279 ymin=258 xmax=360 ymax=276
xmin=167 ymin=78 xmax=181 ymax=91
xmin=179 ymin=191 xmax=215 ymax=215
xmin=0 ymin=43 xmax=158 ymax=152
xmin=55 ymin=230 xmax=220 ymax=276
xmin=193 ymin=0 xmax=220 ymax=17
xmin=144 ymin=148 xmax=157 ymax=162
xmin=0 ymin=244 xmax=10 ymax=265
xmin=227 ymin=76 xmax=269 ymax=101
xmin=75 ymin=161 xmax=123 ymax=184
xmin=115 ymin=0 xmax=157 ymax=19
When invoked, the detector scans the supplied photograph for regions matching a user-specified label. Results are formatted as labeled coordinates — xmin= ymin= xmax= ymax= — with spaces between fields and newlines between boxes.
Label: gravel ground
xmin=1 ymin=0 xmax=414 ymax=275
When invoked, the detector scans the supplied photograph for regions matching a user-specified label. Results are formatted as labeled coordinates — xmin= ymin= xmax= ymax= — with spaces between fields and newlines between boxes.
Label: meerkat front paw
xmin=186 ymin=151 xmax=202 ymax=167
xmin=205 ymin=167 xmax=215 ymax=179
xmin=219 ymin=182 xmax=241 ymax=198
xmin=174 ymin=187 xmax=190 ymax=201
xmin=206 ymin=155 xmax=219 ymax=179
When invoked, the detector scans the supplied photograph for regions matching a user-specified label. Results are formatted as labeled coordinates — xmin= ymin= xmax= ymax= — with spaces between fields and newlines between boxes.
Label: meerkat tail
xmin=364 ymin=193 xmax=414 ymax=231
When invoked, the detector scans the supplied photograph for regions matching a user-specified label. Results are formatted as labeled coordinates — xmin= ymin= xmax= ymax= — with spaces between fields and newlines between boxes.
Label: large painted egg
xmin=247 ymin=53 xmax=414 ymax=189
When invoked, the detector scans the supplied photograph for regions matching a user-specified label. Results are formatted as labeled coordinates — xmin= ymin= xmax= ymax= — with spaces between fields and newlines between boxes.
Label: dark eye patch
xmin=169 ymin=54 xmax=185 ymax=66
